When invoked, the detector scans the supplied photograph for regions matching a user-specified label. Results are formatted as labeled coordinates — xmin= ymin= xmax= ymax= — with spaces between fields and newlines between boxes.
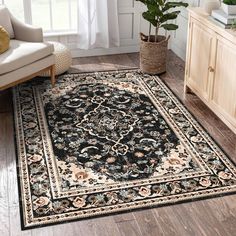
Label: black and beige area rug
xmin=13 ymin=70 xmax=236 ymax=229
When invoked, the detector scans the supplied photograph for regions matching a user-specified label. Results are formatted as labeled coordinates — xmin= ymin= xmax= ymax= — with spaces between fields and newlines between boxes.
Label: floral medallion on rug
xmin=13 ymin=70 xmax=236 ymax=229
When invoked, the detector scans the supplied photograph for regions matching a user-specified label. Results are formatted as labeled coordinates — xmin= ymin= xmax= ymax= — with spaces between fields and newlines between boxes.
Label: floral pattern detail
xmin=72 ymin=197 xmax=86 ymax=208
xmin=13 ymin=70 xmax=236 ymax=229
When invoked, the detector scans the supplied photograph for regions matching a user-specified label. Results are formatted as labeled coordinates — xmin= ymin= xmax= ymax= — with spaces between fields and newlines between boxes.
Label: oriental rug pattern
xmin=13 ymin=70 xmax=236 ymax=229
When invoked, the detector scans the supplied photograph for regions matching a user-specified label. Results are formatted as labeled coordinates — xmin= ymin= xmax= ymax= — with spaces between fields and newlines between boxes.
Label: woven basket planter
xmin=140 ymin=34 xmax=169 ymax=74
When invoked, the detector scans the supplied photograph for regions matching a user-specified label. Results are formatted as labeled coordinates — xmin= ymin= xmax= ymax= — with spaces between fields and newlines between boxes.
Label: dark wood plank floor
xmin=0 ymin=51 xmax=235 ymax=236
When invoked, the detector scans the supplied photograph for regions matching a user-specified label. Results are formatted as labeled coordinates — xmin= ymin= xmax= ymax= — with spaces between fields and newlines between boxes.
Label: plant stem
xmin=148 ymin=23 xmax=151 ymax=42
xmin=155 ymin=25 xmax=159 ymax=42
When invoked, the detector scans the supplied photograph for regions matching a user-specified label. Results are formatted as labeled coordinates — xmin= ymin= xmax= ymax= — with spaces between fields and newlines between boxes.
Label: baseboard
xmin=70 ymin=42 xmax=186 ymax=61
xmin=71 ymin=45 xmax=140 ymax=58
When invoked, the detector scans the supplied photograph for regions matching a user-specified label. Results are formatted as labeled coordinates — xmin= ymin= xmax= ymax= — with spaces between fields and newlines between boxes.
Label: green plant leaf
xmin=135 ymin=0 xmax=148 ymax=4
xmin=135 ymin=0 xmax=188 ymax=33
xmin=142 ymin=11 xmax=158 ymax=26
xmin=147 ymin=2 xmax=163 ymax=16
xmin=156 ymin=0 xmax=165 ymax=6
xmin=161 ymin=23 xmax=179 ymax=31
xmin=160 ymin=11 xmax=180 ymax=23
xmin=163 ymin=2 xmax=189 ymax=12
xmin=223 ymin=0 xmax=236 ymax=5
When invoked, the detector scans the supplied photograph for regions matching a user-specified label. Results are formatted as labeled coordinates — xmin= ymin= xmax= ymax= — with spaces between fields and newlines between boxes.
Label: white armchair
xmin=0 ymin=5 xmax=55 ymax=90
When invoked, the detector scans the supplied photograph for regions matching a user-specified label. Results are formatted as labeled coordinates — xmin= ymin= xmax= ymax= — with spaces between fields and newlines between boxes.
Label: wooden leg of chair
xmin=50 ymin=65 xmax=56 ymax=87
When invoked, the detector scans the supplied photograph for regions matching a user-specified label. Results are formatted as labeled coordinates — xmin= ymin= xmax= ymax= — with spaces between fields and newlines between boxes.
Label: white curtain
xmin=77 ymin=0 xmax=120 ymax=49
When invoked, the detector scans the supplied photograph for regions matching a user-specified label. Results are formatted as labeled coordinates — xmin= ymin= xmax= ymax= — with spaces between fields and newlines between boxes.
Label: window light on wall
xmin=1 ymin=0 xmax=77 ymax=33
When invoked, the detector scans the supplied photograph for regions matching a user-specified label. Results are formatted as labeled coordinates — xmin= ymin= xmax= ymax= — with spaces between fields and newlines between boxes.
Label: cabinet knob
xmin=208 ymin=66 xmax=215 ymax=73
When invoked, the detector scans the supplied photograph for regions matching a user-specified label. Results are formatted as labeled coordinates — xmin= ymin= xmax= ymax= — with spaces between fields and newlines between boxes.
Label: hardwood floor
xmin=0 ymin=51 xmax=235 ymax=236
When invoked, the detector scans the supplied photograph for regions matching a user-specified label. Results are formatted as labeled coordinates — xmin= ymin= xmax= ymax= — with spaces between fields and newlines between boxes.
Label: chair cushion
xmin=0 ymin=5 xmax=14 ymax=38
xmin=0 ymin=26 xmax=10 ymax=54
xmin=0 ymin=40 xmax=54 ymax=75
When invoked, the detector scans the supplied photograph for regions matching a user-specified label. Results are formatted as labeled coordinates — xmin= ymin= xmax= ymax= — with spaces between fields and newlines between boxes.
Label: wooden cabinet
xmin=211 ymin=36 xmax=236 ymax=124
xmin=186 ymin=18 xmax=215 ymax=101
xmin=185 ymin=8 xmax=236 ymax=133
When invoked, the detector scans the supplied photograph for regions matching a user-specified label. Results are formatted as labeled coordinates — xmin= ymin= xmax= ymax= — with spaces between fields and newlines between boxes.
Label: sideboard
xmin=185 ymin=8 xmax=236 ymax=134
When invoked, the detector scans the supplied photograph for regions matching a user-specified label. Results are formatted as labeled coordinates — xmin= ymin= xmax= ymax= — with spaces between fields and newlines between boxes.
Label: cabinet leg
xmin=184 ymin=85 xmax=192 ymax=94
xmin=184 ymin=84 xmax=193 ymax=94
xmin=184 ymin=84 xmax=193 ymax=99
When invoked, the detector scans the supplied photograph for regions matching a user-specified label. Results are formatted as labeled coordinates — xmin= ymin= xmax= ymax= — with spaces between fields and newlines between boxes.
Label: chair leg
xmin=50 ymin=65 xmax=56 ymax=87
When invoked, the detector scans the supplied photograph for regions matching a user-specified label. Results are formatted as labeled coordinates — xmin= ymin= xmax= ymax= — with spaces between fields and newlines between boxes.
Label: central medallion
xmin=77 ymin=96 xmax=139 ymax=151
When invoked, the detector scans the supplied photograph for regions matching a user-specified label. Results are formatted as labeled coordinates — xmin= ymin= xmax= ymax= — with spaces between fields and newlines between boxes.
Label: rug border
xmin=12 ymin=88 xmax=28 ymax=231
xmin=12 ymin=69 xmax=236 ymax=231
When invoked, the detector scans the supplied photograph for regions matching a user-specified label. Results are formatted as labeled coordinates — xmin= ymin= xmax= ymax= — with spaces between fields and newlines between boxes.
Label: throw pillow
xmin=0 ymin=5 xmax=14 ymax=38
xmin=0 ymin=26 xmax=10 ymax=54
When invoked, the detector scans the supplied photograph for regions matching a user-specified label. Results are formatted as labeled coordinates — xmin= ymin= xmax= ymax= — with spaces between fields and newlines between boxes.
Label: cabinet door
xmin=186 ymin=18 xmax=215 ymax=101
xmin=210 ymin=36 xmax=236 ymax=126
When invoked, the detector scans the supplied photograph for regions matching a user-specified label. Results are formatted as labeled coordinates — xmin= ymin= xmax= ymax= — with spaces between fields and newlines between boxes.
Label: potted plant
xmin=222 ymin=0 xmax=236 ymax=15
xmin=136 ymin=0 xmax=188 ymax=74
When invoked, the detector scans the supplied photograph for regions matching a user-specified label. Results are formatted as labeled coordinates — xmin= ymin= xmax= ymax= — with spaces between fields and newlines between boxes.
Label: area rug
xmin=13 ymin=70 xmax=236 ymax=229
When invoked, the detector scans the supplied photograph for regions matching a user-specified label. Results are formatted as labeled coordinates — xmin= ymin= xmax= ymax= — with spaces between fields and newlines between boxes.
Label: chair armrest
xmin=10 ymin=15 xmax=43 ymax=42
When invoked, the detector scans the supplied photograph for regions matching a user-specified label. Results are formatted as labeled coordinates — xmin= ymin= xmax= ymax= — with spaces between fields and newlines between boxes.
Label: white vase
xmin=221 ymin=2 xmax=236 ymax=15
xmin=201 ymin=0 xmax=221 ymax=14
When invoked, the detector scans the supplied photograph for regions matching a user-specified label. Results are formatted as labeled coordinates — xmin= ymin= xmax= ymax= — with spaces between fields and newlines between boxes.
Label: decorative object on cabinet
xmin=14 ymin=70 xmax=236 ymax=229
xmin=231 ymin=19 xmax=236 ymax=29
xmin=222 ymin=0 xmax=236 ymax=15
xmin=135 ymin=0 xmax=188 ymax=74
xmin=211 ymin=9 xmax=236 ymax=25
xmin=185 ymin=7 xmax=236 ymax=134
xmin=201 ymin=0 xmax=220 ymax=14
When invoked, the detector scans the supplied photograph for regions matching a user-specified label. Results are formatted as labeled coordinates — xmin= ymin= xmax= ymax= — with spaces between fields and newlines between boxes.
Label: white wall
xmin=170 ymin=0 xmax=201 ymax=60
xmin=44 ymin=0 xmax=201 ymax=60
